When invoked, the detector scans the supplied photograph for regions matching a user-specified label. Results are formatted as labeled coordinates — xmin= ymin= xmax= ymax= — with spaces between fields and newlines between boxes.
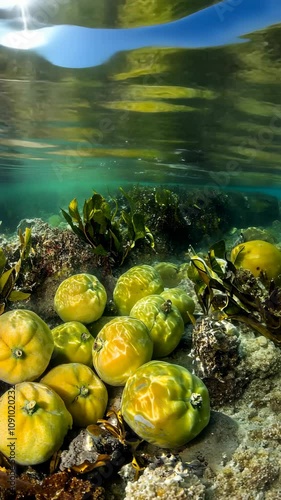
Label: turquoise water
xmin=1 ymin=0 xmax=281 ymax=227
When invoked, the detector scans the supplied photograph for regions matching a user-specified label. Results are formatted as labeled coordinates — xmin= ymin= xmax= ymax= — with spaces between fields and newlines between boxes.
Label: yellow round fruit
xmin=54 ymin=273 xmax=107 ymax=324
xmin=41 ymin=363 xmax=108 ymax=427
xmin=0 ymin=310 xmax=54 ymax=384
xmin=130 ymin=295 xmax=184 ymax=357
xmin=121 ymin=361 xmax=210 ymax=448
xmin=113 ymin=265 xmax=164 ymax=315
xmin=160 ymin=288 xmax=195 ymax=324
xmin=0 ymin=382 xmax=72 ymax=465
xmin=51 ymin=321 xmax=94 ymax=366
xmin=230 ymin=240 xmax=281 ymax=281
xmin=92 ymin=317 xmax=153 ymax=386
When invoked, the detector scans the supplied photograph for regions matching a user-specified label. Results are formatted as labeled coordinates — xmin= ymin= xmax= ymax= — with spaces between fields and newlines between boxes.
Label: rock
xmin=124 ymin=454 xmax=206 ymax=500
xmin=191 ymin=317 xmax=247 ymax=405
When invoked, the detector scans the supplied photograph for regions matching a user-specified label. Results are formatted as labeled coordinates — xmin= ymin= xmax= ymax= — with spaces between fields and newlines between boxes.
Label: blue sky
xmin=0 ymin=0 xmax=281 ymax=68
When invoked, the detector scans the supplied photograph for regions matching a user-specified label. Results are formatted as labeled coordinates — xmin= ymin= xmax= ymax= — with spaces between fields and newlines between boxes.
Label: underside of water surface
xmin=1 ymin=1 xmax=281 ymax=499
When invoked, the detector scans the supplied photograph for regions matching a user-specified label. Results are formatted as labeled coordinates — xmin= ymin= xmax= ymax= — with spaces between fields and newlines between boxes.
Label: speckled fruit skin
xmin=54 ymin=273 xmax=107 ymax=324
xmin=92 ymin=317 xmax=153 ymax=386
xmin=113 ymin=265 xmax=164 ymax=315
xmin=160 ymin=288 xmax=195 ymax=324
xmin=121 ymin=360 xmax=210 ymax=449
xmin=0 ymin=309 xmax=54 ymax=384
xmin=130 ymin=295 xmax=184 ymax=357
xmin=41 ymin=363 xmax=108 ymax=427
xmin=231 ymin=240 xmax=281 ymax=281
xmin=0 ymin=382 xmax=72 ymax=465
xmin=51 ymin=321 xmax=94 ymax=366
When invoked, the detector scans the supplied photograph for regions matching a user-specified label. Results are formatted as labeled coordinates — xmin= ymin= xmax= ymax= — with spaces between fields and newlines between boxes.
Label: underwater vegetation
xmin=60 ymin=187 xmax=280 ymax=267
xmin=61 ymin=189 xmax=154 ymax=266
xmin=0 ymin=228 xmax=32 ymax=315
xmin=188 ymin=239 xmax=281 ymax=346
xmin=117 ymin=185 xmax=230 ymax=250
xmin=116 ymin=186 xmax=280 ymax=252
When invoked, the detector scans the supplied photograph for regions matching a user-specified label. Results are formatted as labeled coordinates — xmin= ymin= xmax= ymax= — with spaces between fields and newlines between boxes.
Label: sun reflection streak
xmin=0 ymin=0 xmax=30 ymax=30
xmin=19 ymin=0 xmax=29 ymax=31
xmin=0 ymin=0 xmax=46 ymax=50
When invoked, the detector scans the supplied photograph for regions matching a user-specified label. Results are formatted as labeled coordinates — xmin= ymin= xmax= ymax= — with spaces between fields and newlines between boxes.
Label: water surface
xmin=0 ymin=0 xmax=281 ymax=225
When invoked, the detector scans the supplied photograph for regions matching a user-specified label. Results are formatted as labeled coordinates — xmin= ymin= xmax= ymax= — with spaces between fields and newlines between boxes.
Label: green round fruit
xmin=130 ymin=295 xmax=184 ymax=357
xmin=153 ymin=262 xmax=181 ymax=288
xmin=92 ymin=317 xmax=153 ymax=386
xmin=121 ymin=361 xmax=210 ymax=448
xmin=113 ymin=265 xmax=164 ymax=315
xmin=51 ymin=321 xmax=94 ymax=366
xmin=54 ymin=273 xmax=107 ymax=324
xmin=231 ymin=240 xmax=281 ymax=281
xmin=160 ymin=288 xmax=195 ymax=324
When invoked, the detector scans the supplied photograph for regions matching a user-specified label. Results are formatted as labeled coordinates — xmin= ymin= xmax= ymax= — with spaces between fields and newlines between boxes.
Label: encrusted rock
xmin=60 ymin=430 xmax=102 ymax=471
xmin=237 ymin=329 xmax=281 ymax=380
xmin=212 ymin=446 xmax=280 ymax=499
xmin=192 ymin=317 xmax=240 ymax=379
xmin=191 ymin=317 xmax=248 ymax=405
xmin=59 ymin=427 xmax=127 ymax=472
xmin=124 ymin=454 xmax=205 ymax=500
